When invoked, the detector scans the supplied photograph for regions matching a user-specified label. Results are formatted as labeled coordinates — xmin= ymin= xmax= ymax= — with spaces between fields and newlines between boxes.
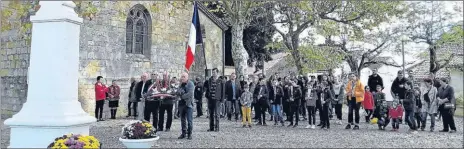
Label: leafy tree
xmin=204 ymin=1 xmax=275 ymax=76
xmin=203 ymin=1 xmax=272 ymax=78
xmin=272 ymin=1 xmax=404 ymax=75
xmin=403 ymin=1 xmax=463 ymax=76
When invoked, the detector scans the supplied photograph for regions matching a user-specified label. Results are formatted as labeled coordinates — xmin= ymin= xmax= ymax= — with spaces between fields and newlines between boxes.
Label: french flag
xmin=185 ymin=2 xmax=203 ymax=71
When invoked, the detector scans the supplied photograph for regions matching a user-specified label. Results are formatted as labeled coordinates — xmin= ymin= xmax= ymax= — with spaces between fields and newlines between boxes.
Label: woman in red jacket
xmin=363 ymin=86 xmax=374 ymax=123
xmin=95 ymin=76 xmax=108 ymax=121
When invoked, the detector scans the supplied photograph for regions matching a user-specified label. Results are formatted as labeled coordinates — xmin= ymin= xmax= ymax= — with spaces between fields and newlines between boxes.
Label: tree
xmin=319 ymin=23 xmax=407 ymax=76
xmin=204 ymin=1 xmax=270 ymax=78
xmin=272 ymin=1 xmax=404 ymax=74
xmin=242 ymin=3 xmax=275 ymax=72
xmin=404 ymin=1 xmax=463 ymax=76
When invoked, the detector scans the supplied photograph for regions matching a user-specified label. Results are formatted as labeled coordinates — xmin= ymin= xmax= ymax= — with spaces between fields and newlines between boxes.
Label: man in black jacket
xmin=403 ymin=81 xmax=417 ymax=132
xmin=204 ymin=68 xmax=225 ymax=132
xmin=256 ymin=78 xmax=269 ymax=125
xmin=391 ymin=71 xmax=409 ymax=102
xmin=127 ymin=77 xmax=137 ymax=118
xmin=194 ymin=77 xmax=204 ymax=118
xmin=134 ymin=73 xmax=153 ymax=120
xmin=225 ymin=73 xmax=241 ymax=121
xmin=391 ymin=71 xmax=408 ymax=124
xmin=367 ymin=69 xmax=384 ymax=93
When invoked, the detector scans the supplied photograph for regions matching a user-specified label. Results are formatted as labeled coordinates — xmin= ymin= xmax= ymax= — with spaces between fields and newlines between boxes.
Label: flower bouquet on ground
xmin=47 ymin=134 xmax=101 ymax=149
xmin=119 ymin=120 xmax=160 ymax=148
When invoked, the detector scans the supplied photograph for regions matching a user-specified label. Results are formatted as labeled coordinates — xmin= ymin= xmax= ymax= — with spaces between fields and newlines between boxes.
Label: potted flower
xmin=119 ymin=120 xmax=160 ymax=148
xmin=47 ymin=134 xmax=101 ymax=149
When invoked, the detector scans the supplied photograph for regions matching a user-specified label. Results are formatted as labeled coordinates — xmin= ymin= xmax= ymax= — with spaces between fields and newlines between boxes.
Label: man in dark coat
xmin=204 ymin=68 xmax=225 ymax=132
xmin=225 ymin=73 xmax=241 ymax=121
xmin=194 ymin=77 xmax=204 ymax=117
xmin=367 ymin=68 xmax=384 ymax=93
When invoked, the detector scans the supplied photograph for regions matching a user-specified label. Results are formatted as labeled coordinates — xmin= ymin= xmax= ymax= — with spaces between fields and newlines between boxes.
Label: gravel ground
xmin=2 ymin=110 xmax=463 ymax=148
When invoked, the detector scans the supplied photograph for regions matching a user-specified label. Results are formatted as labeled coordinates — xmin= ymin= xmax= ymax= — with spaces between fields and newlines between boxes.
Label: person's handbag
xmin=443 ymin=103 xmax=455 ymax=109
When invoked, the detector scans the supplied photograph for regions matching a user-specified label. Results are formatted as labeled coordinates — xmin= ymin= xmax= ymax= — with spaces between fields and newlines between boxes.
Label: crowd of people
xmin=93 ymin=68 xmax=458 ymax=140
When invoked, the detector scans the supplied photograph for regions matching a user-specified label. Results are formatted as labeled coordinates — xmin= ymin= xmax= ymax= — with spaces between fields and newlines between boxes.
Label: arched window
xmin=126 ymin=4 xmax=151 ymax=55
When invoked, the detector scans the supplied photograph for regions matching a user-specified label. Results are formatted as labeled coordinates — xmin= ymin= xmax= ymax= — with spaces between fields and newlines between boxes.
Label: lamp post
xmin=400 ymin=35 xmax=410 ymax=75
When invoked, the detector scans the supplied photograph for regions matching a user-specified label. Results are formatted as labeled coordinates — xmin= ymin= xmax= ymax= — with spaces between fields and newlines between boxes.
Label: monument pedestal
xmin=3 ymin=1 xmax=96 ymax=148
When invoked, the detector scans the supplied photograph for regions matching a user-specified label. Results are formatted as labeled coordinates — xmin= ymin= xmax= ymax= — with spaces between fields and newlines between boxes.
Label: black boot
xmin=110 ymin=109 xmax=115 ymax=119
xmin=114 ymin=109 xmax=118 ymax=119
xmin=187 ymin=134 xmax=192 ymax=140
xmin=178 ymin=134 xmax=186 ymax=139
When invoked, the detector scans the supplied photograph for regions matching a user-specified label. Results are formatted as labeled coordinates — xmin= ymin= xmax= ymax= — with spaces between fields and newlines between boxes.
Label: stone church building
xmin=0 ymin=1 xmax=227 ymax=118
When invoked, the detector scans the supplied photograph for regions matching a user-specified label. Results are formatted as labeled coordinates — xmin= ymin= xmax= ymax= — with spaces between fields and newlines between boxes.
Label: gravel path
xmin=2 ymin=112 xmax=463 ymax=148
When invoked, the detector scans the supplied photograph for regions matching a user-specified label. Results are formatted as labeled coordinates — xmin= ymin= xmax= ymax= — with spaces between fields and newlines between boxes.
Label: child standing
xmin=240 ymin=84 xmax=253 ymax=128
xmin=363 ymin=86 xmax=374 ymax=123
xmin=389 ymin=100 xmax=403 ymax=131
xmin=305 ymin=89 xmax=317 ymax=129
xmin=413 ymin=87 xmax=422 ymax=130
xmin=321 ymin=81 xmax=333 ymax=130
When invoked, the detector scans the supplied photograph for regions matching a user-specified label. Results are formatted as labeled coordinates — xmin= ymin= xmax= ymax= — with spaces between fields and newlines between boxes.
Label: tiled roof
xmin=407 ymin=43 xmax=462 ymax=80
xmin=408 ymin=60 xmax=450 ymax=79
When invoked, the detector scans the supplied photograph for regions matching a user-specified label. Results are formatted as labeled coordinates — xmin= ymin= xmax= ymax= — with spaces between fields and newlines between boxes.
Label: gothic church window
xmin=126 ymin=4 xmax=152 ymax=55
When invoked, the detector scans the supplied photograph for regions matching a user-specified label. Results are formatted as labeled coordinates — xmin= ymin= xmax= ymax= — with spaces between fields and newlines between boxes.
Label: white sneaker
xmin=338 ymin=120 xmax=343 ymax=125
xmin=305 ymin=125 xmax=311 ymax=129
xmin=311 ymin=125 xmax=316 ymax=129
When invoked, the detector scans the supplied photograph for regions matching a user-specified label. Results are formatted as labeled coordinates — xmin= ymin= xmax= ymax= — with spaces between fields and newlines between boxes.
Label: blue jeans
xmin=179 ymin=106 xmax=193 ymax=135
xmin=272 ymin=104 xmax=284 ymax=123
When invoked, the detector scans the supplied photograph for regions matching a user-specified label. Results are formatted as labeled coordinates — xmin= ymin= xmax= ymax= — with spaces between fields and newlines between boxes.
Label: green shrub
xmin=456 ymin=94 xmax=464 ymax=107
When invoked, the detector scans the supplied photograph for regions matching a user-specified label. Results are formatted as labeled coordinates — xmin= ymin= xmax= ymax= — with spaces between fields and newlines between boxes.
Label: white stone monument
xmin=3 ymin=1 xmax=96 ymax=148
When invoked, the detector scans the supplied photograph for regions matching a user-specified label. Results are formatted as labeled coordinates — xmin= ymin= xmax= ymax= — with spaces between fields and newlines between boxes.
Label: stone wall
xmin=0 ymin=1 xmax=34 ymax=119
xmin=1 ymin=1 xmax=224 ymax=119
xmin=200 ymin=11 xmax=224 ymax=74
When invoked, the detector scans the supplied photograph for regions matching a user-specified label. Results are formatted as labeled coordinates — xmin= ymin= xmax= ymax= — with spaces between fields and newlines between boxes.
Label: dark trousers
xmin=316 ymin=100 xmax=323 ymax=124
xmin=334 ymin=104 xmax=342 ymax=120
xmin=348 ymin=98 xmax=361 ymax=125
xmin=144 ymin=101 xmax=161 ymax=128
xmin=378 ymin=115 xmax=390 ymax=128
xmin=440 ymin=108 xmax=456 ymax=131
xmin=307 ymin=106 xmax=316 ymax=125
xmin=179 ymin=106 xmax=193 ymax=135
xmin=95 ymin=100 xmax=104 ymax=119
xmin=289 ymin=102 xmax=300 ymax=125
xmin=322 ymin=104 xmax=330 ymax=128
xmin=283 ymin=100 xmax=290 ymax=120
xmin=127 ymin=101 xmax=138 ymax=116
xmin=405 ymin=110 xmax=417 ymax=130
xmin=300 ymin=101 xmax=306 ymax=118
xmin=392 ymin=118 xmax=400 ymax=129
xmin=195 ymin=98 xmax=203 ymax=117
xmin=257 ymin=100 xmax=269 ymax=124
xmin=365 ymin=109 xmax=373 ymax=122
xmin=208 ymin=100 xmax=221 ymax=130
xmin=415 ymin=112 xmax=422 ymax=128
xmin=226 ymin=100 xmax=240 ymax=120
xmin=252 ymin=102 xmax=259 ymax=119
xmin=158 ymin=104 xmax=173 ymax=130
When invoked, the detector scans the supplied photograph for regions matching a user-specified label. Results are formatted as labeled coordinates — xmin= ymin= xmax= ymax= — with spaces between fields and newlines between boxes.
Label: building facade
xmin=0 ymin=1 xmax=227 ymax=119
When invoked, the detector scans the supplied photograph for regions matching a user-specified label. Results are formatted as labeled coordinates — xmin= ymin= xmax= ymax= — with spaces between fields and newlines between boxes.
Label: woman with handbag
xmin=420 ymin=78 xmax=438 ymax=132
xmin=437 ymin=78 xmax=457 ymax=133
xmin=108 ymin=80 xmax=121 ymax=119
